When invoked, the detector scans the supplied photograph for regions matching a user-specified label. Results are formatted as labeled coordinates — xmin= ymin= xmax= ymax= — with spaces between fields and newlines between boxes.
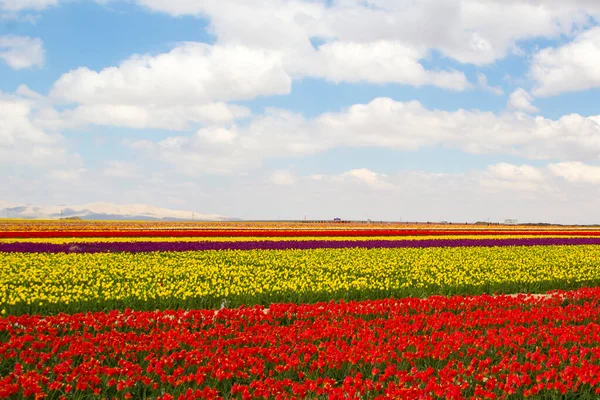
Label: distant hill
xmin=0 ymin=201 xmax=237 ymax=221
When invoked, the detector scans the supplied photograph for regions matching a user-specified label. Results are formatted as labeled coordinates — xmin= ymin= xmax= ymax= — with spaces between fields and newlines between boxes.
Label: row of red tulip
xmin=3 ymin=229 xmax=600 ymax=238
xmin=3 ymin=288 xmax=600 ymax=398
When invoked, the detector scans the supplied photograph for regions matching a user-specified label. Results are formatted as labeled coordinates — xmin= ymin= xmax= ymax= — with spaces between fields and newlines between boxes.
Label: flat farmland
xmin=3 ymin=222 xmax=600 ymax=399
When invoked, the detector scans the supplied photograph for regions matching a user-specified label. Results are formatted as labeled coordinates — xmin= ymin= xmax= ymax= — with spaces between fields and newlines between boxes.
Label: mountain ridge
xmin=0 ymin=201 xmax=237 ymax=221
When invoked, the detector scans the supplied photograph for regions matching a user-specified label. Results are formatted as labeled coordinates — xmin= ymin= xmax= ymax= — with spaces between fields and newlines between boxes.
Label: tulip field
xmin=4 ymin=222 xmax=600 ymax=398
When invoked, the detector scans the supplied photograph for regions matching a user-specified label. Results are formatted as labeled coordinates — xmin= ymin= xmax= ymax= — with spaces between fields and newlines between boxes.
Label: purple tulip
xmin=2 ymin=237 xmax=600 ymax=253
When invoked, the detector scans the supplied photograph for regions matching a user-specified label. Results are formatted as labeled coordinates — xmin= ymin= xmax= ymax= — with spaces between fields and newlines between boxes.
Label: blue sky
xmin=1 ymin=0 xmax=600 ymax=223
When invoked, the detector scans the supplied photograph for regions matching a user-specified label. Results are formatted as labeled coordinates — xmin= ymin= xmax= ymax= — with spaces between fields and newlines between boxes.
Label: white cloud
xmin=301 ymin=40 xmax=469 ymax=90
xmin=44 ymin=0 xmax=598 ymax=111
xmin=40 ymin=103 xmax=251 ymax=131
xmin=477 ymin=73 xmax=504 ymax=96
xmin=342 ymin=168 xmax=394 ymax=190
xmin=531 ymin=27 xmax=600 ymax=96
xmin=129 ymin=97 xmax=600 ymax=175
xmin=483 ymin=163 xmax=550 ymax=194
xmin=487 ymin=163 xmax=545 ymax=182
xmin=549 ymin=161 xmax=600 ymax=184
xmin=0 ymin=0 xmax=58 ymax=12
xmin=480 ymin=160 xmax=600 ymax=199
xmin=0 ymin=92 xmax=74 ymax=167
xmin=126 ymin=133 xmax=253 ymax=176
xmin=134 ymin=1 xmax=467 ymax=88
xmin=475 ymin=164 xmax=545 ymax=198
xmin=48 ymin=0 xmax=600 ymax=132
xmin=6 ymin=0 xmax=597 ymax=77
xmin=315 ymin=98 xmax=600 ymax=160
xmin=309 ymin=164 xmax=550 ymax=202
xmin=196 ymin=126 xmax=238 ymax=144
xmin=480 ymin=178 xmax=545 ymax=194
xmin=309 ymin=168 xmax=428 ymax=193
xmin=103 ymin=161 xmax=138 ymax=179
xmin=132 ymin=0 xmax=209 ymax=16
xmin=51 ymin=43 xmax=292 ymax=105
xmin=125 ymin=109 xmax=319 ymax=174
xmin=46 ymin=43 xmax=290 ymax=131
xmin=507 ymin=88 xmax=539 ymax=114
xmin=16 ymin=84 xmax=43 ymax=99
xmin=0 ymin=36 xmax=44 ymax=69
xmin=49 ymin=40 xmax=470 ymax=123
xmin=269 ymin=170 xmax=296 ymax=185
xmin=133 ymin=0 xmax=600 ymax=67
xmin=48 ymin=168 xmax=87 ymax=182
xmin=60 ymin=0 xmax=598 ymax=111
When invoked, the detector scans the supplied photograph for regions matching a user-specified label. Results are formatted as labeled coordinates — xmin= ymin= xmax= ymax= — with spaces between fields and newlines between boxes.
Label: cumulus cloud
xmin=132 ymin=0 xmax=600 ymax=66
xmin=103 ymin=161 xmax=139 ymax=179
xmin=309 ymin=168 xmax=415 ymax=192
xmin=44 ymin=43 xmax=287 ymax=130
xmin=482 ymin=162 xmax=551 ymax=195
xmin=49 ymin=41 xmax=470 ymax=118
xmin=549 ymin=161 xmax=600 ymax=184
xmin=314 ymin=98 xmax=600 ymax=160
xmin=0 ymin=0 xmax=58 ymax=12
xmin=480 ymin=161 xmax=600 ymax=200
xmin=39 ymin=103 xmax=251 ymax=131
xmin=16 ymin=84 xmax=43 ymax=99
xmin=127 ymin=97 xmax=600 ymax=175
xmin=48 ymin=168 xmax=87 ymax=182
xmin=477 ymin=73 xmax=504 ymax=95
xmin=41 ymin=0 xmax=600 ymax=130
xmin=196 ymin=126 xmax=237 ymax=144
xmin=487 ymin=163 xmax=545 ymax=182
xmin=41 ymin=0 xmax=600 ymax=131
xmin=531 ymin=27 xmax=600 ymax=96
xmin=301 ymin=40 xmax=469 ymax=90
xmin=507 ymin=88 xmax=539 ymax=114
xmin=341 ymin=169 xmax=394 ymax=190
xmin=0 ymin=36 xmax=44 ymax=69
xmin=0 ymin=90 xmax=84 ymax=207
xmin=0 ymin=92 xmax=73 ymax=167
xmin=6 ymin=0 xmax=600 ymax=79
xmin=269 ymin=170 xmax=296 ymax=185
xmin=51 ymin=43 xmax=292 ymax=105
xmin=125 ymin=133 xmax=253 ymax=176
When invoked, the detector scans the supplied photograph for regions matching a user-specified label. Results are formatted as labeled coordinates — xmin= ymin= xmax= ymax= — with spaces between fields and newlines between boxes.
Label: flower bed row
xmin=2 ymin=220 xmax=589 ymax=233
xmin=3 ymin=245 xmax=600 ymax=315
xmin=0 ymin=234 xmax=590 ymax=244
xmin=4 ymin=237 xmax=600 ymax=253
xmin=3 ymin=229 xmax=600 ymax=238
xmin=3 ymin=288 xmax=600 ymax=399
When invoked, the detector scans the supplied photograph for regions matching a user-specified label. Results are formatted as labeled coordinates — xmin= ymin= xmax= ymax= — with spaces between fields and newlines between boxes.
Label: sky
xmin=1 ymin=0 xmax=600 ymax=223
